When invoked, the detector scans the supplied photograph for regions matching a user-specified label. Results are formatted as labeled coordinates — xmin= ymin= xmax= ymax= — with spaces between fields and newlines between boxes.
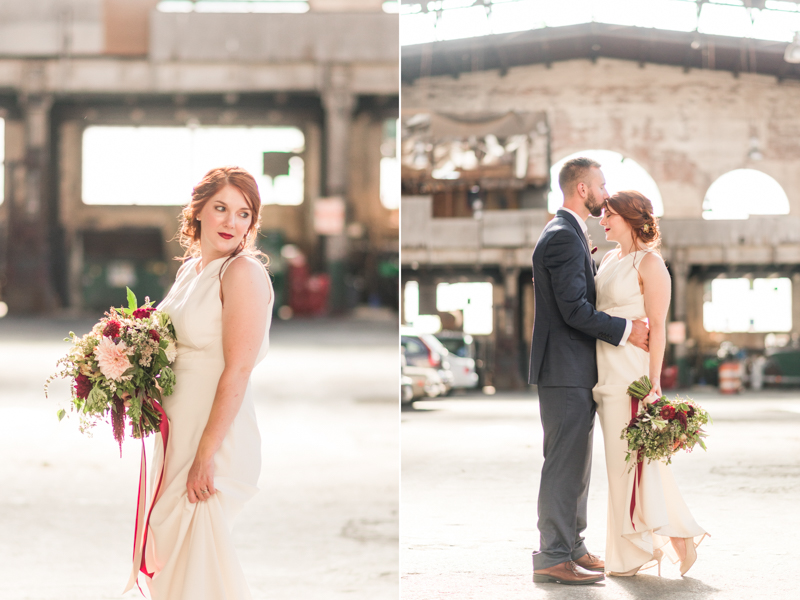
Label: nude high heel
xmin=679 ymin=539 xmax=697 ymax=576
xmin=652 ymin=548 xmax=664 ymax=577
xmin=608 ymin=548 xmax=663 ymax=577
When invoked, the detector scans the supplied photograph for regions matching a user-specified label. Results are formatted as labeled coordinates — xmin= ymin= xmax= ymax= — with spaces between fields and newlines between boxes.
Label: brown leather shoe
xmin=533 ymin=561 xmax=605 ymax=585
xmin=574 ymin=552 xmax=605 ymax=572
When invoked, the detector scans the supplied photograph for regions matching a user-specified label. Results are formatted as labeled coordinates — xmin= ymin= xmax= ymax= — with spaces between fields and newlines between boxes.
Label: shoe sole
xmin=533 ymin=574 xmax=605 ymax=585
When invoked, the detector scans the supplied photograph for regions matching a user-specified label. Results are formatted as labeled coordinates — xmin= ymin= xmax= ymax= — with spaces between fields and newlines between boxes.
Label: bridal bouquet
xmin=621 ymin=376 xmax=710 ymax=470
xmin=46 ymin=288 xmax=177 ymax=454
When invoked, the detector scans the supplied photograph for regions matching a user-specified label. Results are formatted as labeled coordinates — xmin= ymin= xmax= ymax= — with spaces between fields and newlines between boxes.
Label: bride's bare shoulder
xmin=220 ymin=255 xmax=271 ymax=301
xmin=639 ymin=251 xmax=668 ymax=277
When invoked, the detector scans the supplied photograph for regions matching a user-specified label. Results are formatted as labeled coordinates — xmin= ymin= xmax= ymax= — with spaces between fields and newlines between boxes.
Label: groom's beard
xmin=585 ymin=190 xmax=603 ymax=218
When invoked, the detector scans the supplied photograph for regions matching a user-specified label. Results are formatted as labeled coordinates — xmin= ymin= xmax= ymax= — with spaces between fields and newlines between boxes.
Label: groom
xmin=529 ymin=157 xmax=650 ymax=585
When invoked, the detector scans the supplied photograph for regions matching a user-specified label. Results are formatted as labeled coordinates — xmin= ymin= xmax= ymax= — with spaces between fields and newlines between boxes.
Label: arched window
xmin=548 ymin=150 xmax=663 ymax=216
xmin=702 ymin=169 xmax=789 ymax=220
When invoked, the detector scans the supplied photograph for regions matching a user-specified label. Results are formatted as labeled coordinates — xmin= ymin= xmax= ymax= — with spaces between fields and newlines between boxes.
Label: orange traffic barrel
xmin=719 ymin=362 xmax=742 ymax=394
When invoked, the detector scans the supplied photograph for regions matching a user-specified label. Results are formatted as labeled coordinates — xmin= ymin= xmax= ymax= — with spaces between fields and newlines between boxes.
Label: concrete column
xmin=321 ymin=65 xmax=356 ymax=312
xmin=670 ymin=250 xmax=691 ymax=385
xmin=4 ymin=74 xmax=58 ymax=313
xmin=494 ymin=266 xmax=525 ymax=390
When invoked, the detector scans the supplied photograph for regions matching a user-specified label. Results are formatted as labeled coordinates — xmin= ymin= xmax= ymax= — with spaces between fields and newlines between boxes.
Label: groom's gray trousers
xmin=532 ymin=386 xmax=596 ymax=570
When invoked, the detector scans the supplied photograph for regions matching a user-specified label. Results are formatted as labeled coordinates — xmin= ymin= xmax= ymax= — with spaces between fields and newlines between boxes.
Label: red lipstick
xmin=218 ymin=232 xmax=233 ymax=240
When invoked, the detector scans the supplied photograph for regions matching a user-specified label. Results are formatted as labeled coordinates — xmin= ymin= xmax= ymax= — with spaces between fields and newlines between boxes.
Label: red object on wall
xmin=661 ymin=365 xmax=678 ymax=390
xmin=288 ymin=258 xmax=330 ymax=316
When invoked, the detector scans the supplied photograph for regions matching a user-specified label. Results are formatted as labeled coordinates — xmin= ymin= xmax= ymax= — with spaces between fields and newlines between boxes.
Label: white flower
xmin=165 ymin=341 xmax=178 ymax=363
xmin=139 ymin=345 xmax=154 ymax=367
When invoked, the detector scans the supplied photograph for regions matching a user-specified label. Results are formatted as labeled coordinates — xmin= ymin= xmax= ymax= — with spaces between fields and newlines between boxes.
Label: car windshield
xmin=435 ymin=335 xmax=474 ymax=358
xmin=420 ymin=333 xmax=449 ymax=356
xmin=437 ymin=338 xmax=465 ymax=356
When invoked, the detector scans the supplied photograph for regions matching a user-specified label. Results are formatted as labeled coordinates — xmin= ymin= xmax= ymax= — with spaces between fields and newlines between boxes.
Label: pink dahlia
xmin=93 ymin=337 xmax=132 ymax=382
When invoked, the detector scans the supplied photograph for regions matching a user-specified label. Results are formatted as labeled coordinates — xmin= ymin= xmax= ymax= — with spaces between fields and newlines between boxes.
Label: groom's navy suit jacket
xmin=528 ymin=209 xmax=626 ymax=388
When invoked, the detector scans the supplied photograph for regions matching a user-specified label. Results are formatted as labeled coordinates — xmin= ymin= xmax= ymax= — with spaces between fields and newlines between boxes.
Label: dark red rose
xmin=74 ymin=374 xmax=92 ymax=399
xmin=133 ymin=307 xmax=156 ymax=320
xmin=660 ymin=405 xmax=676 ymax=420
xmin=686 ymin=406 xmax=695 ymax=418
xmin=103 ymin=320 xmax=121 ymax=338
xmin=676 ymin=411 xmax=688 ymax=428
xmin=149 ymin=329 xmax=160 ymax=342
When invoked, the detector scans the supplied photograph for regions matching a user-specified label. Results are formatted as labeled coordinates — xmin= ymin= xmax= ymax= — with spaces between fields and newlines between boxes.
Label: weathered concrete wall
xmin=150 ymin=12 xmax=398 ymax=64
xmin=0 ymin=0 xmax=103 ymax=56
xmin=402 ymin=57 xmax=800 ymax=219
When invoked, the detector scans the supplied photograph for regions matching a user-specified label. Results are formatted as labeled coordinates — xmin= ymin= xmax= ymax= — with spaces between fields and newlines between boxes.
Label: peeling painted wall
xmin=402 ymin=57 xmax=800 ymax=219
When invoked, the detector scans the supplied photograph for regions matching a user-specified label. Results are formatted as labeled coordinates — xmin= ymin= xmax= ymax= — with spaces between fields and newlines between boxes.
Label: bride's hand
xmin=186 ymin=454 xmax=216 ymax=503
xmin=650 ymin=381 xmax=663 ymax=400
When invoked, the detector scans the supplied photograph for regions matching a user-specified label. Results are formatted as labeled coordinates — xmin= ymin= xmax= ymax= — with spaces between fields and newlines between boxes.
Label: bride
xmin=125 ymin=166 xmax=274 ymax=598
xmin=592 ymin=191 xmax=706 ymax=577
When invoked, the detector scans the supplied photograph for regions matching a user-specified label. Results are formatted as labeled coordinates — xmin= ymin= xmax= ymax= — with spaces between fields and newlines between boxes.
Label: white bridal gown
xmin=592 ymin=248 xmax=705 ymax=574
xmin=127 ymin=254 xmax=273 ymax=599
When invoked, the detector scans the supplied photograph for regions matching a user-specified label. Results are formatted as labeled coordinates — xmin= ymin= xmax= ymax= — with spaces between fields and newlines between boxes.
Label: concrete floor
xmin=401 ymin=390 xmax=800 ymax=600
xmin=0 ymin=315 xmax=399 ymax=600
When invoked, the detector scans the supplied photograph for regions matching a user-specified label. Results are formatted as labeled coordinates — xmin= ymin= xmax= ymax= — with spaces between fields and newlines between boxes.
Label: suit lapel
xmin=556 ymin=209 xmax=591 ymax=256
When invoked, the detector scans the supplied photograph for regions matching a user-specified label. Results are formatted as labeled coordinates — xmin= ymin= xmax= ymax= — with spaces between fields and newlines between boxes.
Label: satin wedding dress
xmin=592 ymin=248 xmax=705 ymax=575
xmin=126 ymin=254 xmax=273 ymax=599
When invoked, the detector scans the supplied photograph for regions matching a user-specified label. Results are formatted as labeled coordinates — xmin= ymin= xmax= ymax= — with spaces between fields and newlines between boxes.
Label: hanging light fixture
xmin=785 ymin=33 xmax=800 ymax=64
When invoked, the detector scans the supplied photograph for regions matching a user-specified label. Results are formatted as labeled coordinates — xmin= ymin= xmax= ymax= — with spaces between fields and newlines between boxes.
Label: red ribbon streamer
xmin=125 ymin=399 xmax=169 ymax=596
xmin=629 ymin=396 xmax=644 ymax=531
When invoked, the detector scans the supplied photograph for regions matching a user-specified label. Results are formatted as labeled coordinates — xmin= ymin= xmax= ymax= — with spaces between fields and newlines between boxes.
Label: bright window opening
xmin=548 ymin=149 xmax=664 ymax=216
xmin=82 ymin=126 xmax=305 ymax=206
xmin=0 ymin=117 xmax=4 ymax=206
xmin=702 ymin=169 xmax=789 ymax=220
xmin=380 ymin=119 xmax=400 ymax=210
xmin=401 ymin=0 xmax=800 ymax=46
xmin=703 ymin=277 xmax=792 ymax=333
xmin=403 ymin=280 xmax=494 ymax=335
xmin=403 ymin=281 xmax=442 ymax=333
xmin=437 ymin=282 xmax=494 ymax=335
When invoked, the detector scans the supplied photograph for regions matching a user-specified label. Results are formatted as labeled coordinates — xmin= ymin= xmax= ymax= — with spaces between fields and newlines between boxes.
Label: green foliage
xmin=621 ymin=383 xmax=711 ymax=471
xmin=86 ymin=386 xmax=108 ymax=413
xmin=159 ymin=367 xmax=176 ymax=397
xmin=49 ymin=287 xmax=179 ymax=450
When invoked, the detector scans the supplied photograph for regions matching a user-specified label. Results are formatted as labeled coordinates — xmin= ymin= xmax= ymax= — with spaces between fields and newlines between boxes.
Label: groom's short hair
xmin=559 ymin=157 xmax=601 ymax=194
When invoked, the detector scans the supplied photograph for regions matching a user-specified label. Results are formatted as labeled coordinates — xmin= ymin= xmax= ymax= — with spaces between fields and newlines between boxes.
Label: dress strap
xmin=631 ymin=248 xmax=654 ymax=267
xmin=218 ymin=254 xmax=273 ymax=305
xmin=219 ymin=254 xmax=269 ymax=280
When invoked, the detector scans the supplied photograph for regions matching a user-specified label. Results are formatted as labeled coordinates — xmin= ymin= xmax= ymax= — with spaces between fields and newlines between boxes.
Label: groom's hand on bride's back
xmin=629 ymin=320 xmax=650 ymax=352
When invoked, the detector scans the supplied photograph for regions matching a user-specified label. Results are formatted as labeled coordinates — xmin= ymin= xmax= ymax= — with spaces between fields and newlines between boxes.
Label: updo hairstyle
xmin=604 ymin=190 xmax=660 ymax=250
xmin=177 ymin=166 xmax=268 ymax=267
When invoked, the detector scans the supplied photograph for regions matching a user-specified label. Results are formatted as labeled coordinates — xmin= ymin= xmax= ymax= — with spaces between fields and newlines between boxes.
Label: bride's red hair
xmin=177 ymin=166 xmax=268 ymax=266
xmin=604 ymin=190 xmax=661 ymax=252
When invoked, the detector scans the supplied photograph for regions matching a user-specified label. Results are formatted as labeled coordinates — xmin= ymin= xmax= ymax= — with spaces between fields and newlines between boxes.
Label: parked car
xmin=401 ymin=327 xmax=455 ymax=394
xmin=401 ymin=375 xmax=415 ymax=404
xmin=434 ymin=331 xmax=479 ymax=390
xmin=401 ymin=350 xmax=446 ymax=401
